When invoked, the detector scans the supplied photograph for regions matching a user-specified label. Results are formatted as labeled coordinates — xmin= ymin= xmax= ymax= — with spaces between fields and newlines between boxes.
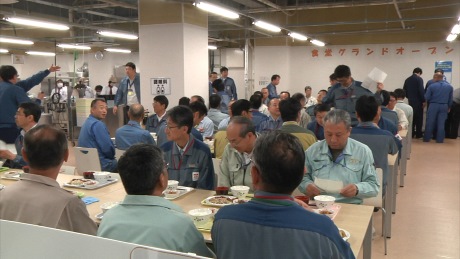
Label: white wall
xmin=254 ymin=42 xmax=460 ymax=96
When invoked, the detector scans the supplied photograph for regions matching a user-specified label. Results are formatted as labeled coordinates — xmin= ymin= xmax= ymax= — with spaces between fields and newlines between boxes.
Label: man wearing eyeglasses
xmin=322 ymin=65 xmax=383 ymax=126
xmin=298 ymin=109 xmax=379 ymax=204
xmin=160 ymin=106 xmax=214 ymax=190
xmin=219 ymin=116 xmax=257 ymax=191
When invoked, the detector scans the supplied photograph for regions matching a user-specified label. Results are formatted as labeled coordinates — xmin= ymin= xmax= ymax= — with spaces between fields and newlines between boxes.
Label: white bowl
xmin=230 ymin=185 xmax=250 ymax=199
xmin=188 ymin=208 xmax=213 ymax=226
xmin=101 ymin=201 xmax=120 ymax=214
xmin=314 ymin=195 xmax=335 ymax=209
xmin=167 ymin=180 xmax=179 ymax=191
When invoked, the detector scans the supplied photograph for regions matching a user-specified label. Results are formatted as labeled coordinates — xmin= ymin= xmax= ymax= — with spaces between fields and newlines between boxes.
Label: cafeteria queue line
xmin=0 ymin=63 xmax=460 ymax=257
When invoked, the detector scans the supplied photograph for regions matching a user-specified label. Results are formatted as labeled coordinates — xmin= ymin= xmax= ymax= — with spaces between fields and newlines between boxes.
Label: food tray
xmin=1 ymin=171 xmax=23 ymax=180
xmin=63 ymin=178 xmax=119 ymax=190
xmin=201 ymin=195 xmax=249 ymax=207
xmin=163 ymin=186 xmax=194 ymax=200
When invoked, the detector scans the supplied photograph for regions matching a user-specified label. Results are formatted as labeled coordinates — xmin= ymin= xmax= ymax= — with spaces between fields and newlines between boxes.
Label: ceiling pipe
xmin=393 ymin=0 xmax=406 ymax=29
xmin=97 ymin=0 xmax=137 ymax=10
xmin=254 ymin=0 xmax=294 ymax=16
xmin=244 ymin=0 xmax=416 ymax=13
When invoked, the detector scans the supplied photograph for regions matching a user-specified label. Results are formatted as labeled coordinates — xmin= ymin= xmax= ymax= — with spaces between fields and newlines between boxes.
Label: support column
xmin=138 ymin=1 xmax=208 ymax=107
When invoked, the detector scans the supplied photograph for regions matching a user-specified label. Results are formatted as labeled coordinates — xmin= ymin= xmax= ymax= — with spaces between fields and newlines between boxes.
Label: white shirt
xmin=50 ymin=87 xmax=68 ymax=102
xmin=101 ymin=85 xmax=118 ymax=95
xmin=126 ymin=78 xmax=139 ymax=106
xmin=305 ymin=96 xmax=317 ymax=108
xmin=259 ymin=104 xmax=270 ymax=116
xmin=391 ymin=106 xmax=409 ymax=130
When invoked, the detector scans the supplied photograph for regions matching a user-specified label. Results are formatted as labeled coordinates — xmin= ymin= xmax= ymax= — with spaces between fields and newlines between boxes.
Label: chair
xmin=115 ymin=149 xmax=125 ymax=160
xmin=212 ymin=158 xmax=222 ymax=189
xmin=362 ymin=168 xmax=387 ymax=255
xmin=73 ymin=147 xmax=101 ymax=175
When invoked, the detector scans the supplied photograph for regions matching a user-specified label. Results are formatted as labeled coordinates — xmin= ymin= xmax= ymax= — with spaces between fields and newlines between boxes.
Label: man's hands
xmin=306 ymin=183 xmax=321 ymax=197
xmin=0 ymin=150 xmax=16 ymax=161
xmin=340 ymin=184 xmax=358 ymax=197
xmin=48 ymin=65 xmax=61 ymax=72
xmin=113 ymin=106 xmax=118 ymax=115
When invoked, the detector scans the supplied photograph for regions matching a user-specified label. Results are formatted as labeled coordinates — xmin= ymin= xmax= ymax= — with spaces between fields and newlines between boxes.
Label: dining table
xmin=0 ymin=171 xmax=374 ymax=259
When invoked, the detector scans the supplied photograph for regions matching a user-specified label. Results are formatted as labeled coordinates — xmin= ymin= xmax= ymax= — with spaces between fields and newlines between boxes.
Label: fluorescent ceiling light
xmin=288 ymin=32 xmax=308 ymax=41
xmin=208 ymin=45 xmax=217 ymax=50
xmin=98 ymin=30 xmax=138 ymax=40
xmin=451 ymin=24 xmax=460 ymax=35
xmin=310 ymin=39 xmax=326 ymax=47
xmin=105 ymin=48 xmax=131 ymax=53
xmin=194 ymin=2 xmax=239 ymax=19
xmin=253 ymin=20 xmax=281 ymax=33
xmin=5 ymin=17 xmax=69 ymax=31
xmin=57 ymin=43 xmax=91 ymax=50
xmin=0 ymin=36 xmax=34 ymax=45
xmin=446 ymin=33 xmax=457 ymax=42
xmin=0 ymin=49 xmax=9 ymax=53
xmin=26 ymin=51 xmax=55 ymax=56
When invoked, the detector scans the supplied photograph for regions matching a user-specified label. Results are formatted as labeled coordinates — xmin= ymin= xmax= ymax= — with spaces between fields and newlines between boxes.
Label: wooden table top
xmin=1 ymin=172 xmax=373 ymax=257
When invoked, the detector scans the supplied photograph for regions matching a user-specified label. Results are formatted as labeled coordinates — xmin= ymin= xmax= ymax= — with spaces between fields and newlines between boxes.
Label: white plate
xmin=338 ymin=228 xmax=351 ymax=242
xmin=3 ymin=171 xmax=22 ymax=179
xmin=312 ymin=204 xmax=341 ymax=220
xmin=162 ymin=186 xmax=194 ymax=200
xmin=95 ymin=213 xmax=104 ymax=220
xmin=202 ymin=195 xmax=237 ymax=207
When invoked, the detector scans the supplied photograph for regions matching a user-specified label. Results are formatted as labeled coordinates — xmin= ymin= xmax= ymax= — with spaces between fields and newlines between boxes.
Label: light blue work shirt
xmin=115 ymin=120 xmax=156 ymax=150
xmin=299 ymin=138 xmax=379 ymax=204
xmin=97 ymin=195 xmax=214 ymax=258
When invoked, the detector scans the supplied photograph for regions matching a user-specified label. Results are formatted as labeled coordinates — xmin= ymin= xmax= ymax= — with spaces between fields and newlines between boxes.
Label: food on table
xmin=68 ymin=179 xmax=97 ymax=186
xmin=319 ymin=209 xmax=333 ymax=215
xmin=339 ymin=229 xmax=347 ymax=238
xmin=208 ymin=196 xmax=236 ymax=204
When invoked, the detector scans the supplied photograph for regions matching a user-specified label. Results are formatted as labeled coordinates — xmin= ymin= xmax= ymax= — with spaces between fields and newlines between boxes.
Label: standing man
xmin=0 ymin=124 xmax=97 ymax=235
xmin=298 ymin=109 xmax=379 ymax=204
xmin=102 ymin=80 xmax=118 ymax=96
xmin=424 ymin=73 xmax=453 ymax=143
xmin=208 ymin=71 xmax=218 ymax=97
xmin=267 ymin=74 xmax=280 ymax=100
xmin=115 ymin=104 xmax=156 ymax=150
xmin=114 ymin=62 xmax=141 ymax=124
xmin=261 ymin=87 xmax=269 ymax=105
xmin=322 ymin=65 xmax=383 ymax=126
xmin=212 ymin=131 xmax=354 ymax=259
xmin=146 ymin=95 xmax=169 ymax=134
xmin=0 ymin=64 xmax=60 ymax=143
xmin=0 ymin=102 xmax=41 ymax=168
xmin=79 ymin=99 xmax=117 ymax=172
xmin=212 ymin=78 xmax=230 ymax=114
xmin=161 ymin=106 xmax=214 ymax=190
xmin=304 ymin=86 xmax=317 ymax=108
xmin=403 ymin=67 xmax=425 ymax=139
xmin=220 ymin=116 xmax=257 ymax=191
xmin=220 ymin=66 xmax=237 ymax=100
xmin=50 ymin=79 xmax=68 ymax=103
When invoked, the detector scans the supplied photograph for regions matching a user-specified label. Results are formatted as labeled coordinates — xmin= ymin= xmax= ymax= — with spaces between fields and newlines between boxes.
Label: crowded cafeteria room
xmin=0 ymin=0 xmax=459 ymax=258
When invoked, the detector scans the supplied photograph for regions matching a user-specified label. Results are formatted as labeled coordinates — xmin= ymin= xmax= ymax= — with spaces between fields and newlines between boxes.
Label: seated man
xmin=0 ymin=125 xmax=97 ymax=235
xmin=145 ymin=95 xmax=168 ymax=134
xmin=115 ymin=104 xmax=155 ymax=150
xmin=299 ymin=109 xmax=379 ymax=204
xmin=351 ymin=95 xmax=398 ymax=187
xmin=220 ymin=116 xmax=257 ymax=191
xmin=291 ymin=92 xmax=312 ymax=129
xmin=380 ymin=90 xmax=400 ymax=128
xmin=259 ymin=98 xmax=283 ymax=132
xmin=78 ymin=99 xmax=117 ymax=172
xmin=207 ymin=94 xmax=229 ymax=131
xmin=0 ymin=102 xmax=40 ymax=168
xmin=214 ymin=99 xmax=251 ymax=159
xmin=249 ymin=94 xmax=268 ymax=132
xmin=160 ymin=106 xmax=214 ymax=190
xmin=388 ymin=92 xmax=409 ymax=131
xmin=307 ymin=103 xmax=331 ymax=140
xmin=189 ymin=101 xmax=214 ymax=139
xmin=212 ymin=131 xmax=354 ymax=259
xmin=279 ymin=98 xmax=316 ymax=151
xmin=97 ymin=144 xmax=214 ymax=257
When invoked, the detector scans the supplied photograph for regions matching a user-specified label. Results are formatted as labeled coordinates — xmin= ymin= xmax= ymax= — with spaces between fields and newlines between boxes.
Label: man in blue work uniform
xmin=113 ymin=62 xmax=141 ymax=124
xmin=160 ymin=106 xmax=214 ymax=190
xmin=403 ymin=67 xmax=425 ymax=139
xmin=424 ymin=73 xmax=453 ymax=143
xmin=322 ymin=65 xmax=383 ymax=127
xmin=220 ymin=66 xmax=237 ymax=100
xmin=266 ymin=74 xmax=280 ymax=100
